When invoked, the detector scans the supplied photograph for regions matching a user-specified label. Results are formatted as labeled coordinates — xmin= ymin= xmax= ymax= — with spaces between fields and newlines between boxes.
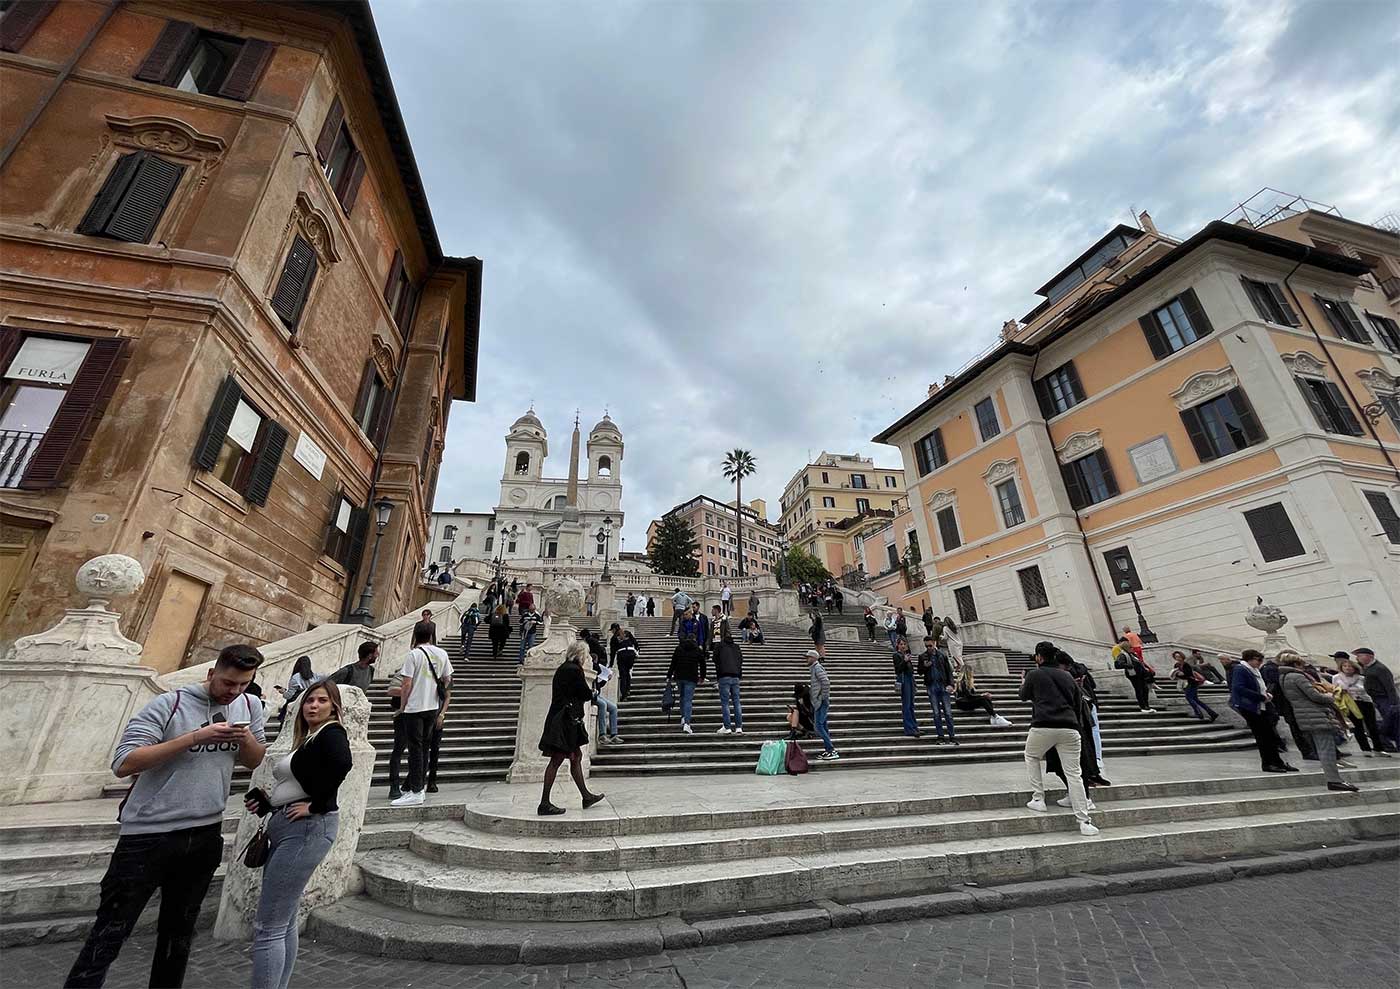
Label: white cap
xmin=805 ymin=649 xmax=821 ymax=660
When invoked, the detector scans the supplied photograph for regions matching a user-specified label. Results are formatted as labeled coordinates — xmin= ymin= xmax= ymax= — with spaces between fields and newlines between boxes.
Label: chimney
xmin=1138 ymin=210 xmax=1157 ymax=235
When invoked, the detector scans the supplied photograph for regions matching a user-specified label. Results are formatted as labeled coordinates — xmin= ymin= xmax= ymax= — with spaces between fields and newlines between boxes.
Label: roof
xmin=873 ymin=220 xmax=1369 ymax=443
xmin=1034 ymin=224 xmax=1144 ymax=298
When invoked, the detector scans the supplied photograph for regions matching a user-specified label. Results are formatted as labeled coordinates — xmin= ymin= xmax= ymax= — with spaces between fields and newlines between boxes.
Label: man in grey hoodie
xmin=806 ymin=649 xmax=838 ymax=760
xmin=66 ymin=644 xmax=267 ymax=988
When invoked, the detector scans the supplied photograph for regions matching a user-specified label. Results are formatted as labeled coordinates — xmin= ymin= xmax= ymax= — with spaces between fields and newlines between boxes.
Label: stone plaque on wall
xmin=292 ymin=432 xmax=327 ymax=480
xmin=1128 ymin=435 xmax=1178 ymax=484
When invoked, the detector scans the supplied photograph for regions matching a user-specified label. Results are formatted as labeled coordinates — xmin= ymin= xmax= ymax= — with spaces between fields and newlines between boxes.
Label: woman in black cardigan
xmin=246 ymin=680 xmax=352 ymax=989
xmin=537 ymin=640 xmax=606 ymax=816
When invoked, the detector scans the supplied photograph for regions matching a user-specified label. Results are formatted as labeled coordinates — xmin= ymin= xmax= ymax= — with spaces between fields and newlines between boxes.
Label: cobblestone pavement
xmin=13 ymin=863 xmax=1398 ymax=989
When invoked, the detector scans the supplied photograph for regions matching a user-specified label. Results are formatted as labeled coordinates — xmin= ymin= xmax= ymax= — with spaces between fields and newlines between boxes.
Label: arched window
xmin=597 ymin=455 xmax=612 ymax=477
xmin=551 ymin=495 xmax=568 ymax=509
xmin=514 ymin=451 xmax=530 ymax=475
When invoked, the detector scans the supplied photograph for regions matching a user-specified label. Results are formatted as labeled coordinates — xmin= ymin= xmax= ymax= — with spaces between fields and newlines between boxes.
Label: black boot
xmin=537 ymin=802 xmax=565 ymax=816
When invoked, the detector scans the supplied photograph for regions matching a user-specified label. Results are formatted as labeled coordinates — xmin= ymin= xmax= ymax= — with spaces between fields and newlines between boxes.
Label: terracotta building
xmin=874 ymin=199 xmax=1400 ymax=655
xmin=777 ymin=453 xmax=907 ymax=578
xmin=0 ymin=0 xmax=482 ymax=670
xmin=647 ymin=495 xmax=782 ymax=578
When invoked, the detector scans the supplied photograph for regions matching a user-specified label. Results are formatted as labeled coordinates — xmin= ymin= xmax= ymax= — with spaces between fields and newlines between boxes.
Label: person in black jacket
xmin=667 ymin=634 xmax=706 ymax=734
xmin=1019 ymin=641 xmax=1100 ymax=836
xmin=713 ymin=630 xmax=744 ymax=734
xmin=245 ymin=680 xmax=353 ymax=989
xmin=1043 ymin=652 xmax=1111 ymax=799
xmin=609 ymin=624 xmax=640 ymax=701
xmin=537 ymin=641 xmax=605 ymax=816
xmin=916 ymin=637 xmax=957 ymax=744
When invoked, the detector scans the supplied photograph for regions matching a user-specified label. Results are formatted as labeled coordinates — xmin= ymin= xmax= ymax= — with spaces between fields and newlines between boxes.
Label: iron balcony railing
xmin=0 ymin=430 xmax=43 ymax=488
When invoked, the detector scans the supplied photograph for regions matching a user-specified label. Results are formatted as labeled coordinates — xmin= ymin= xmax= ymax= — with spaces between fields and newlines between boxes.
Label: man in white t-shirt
xmin=390 ymin=621 xmax=452 ymax=806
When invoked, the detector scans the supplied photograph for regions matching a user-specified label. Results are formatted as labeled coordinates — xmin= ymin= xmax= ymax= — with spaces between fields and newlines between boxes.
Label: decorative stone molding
xmin=1055 ymin=429 xmax=1103 ymax=464
xmin=105 ymin=114 xmax=227 ymax=160
xmin=369 ymin=334 xmax=397 ymax=386
xmin=1357 ymin=367 xmax=1399 ymax=395
xmin=286 ymin=191 xmax=341 ymax=265
xmin=928 ymin=489 xmax=957 ymax=511
xmin=1170 ymin=367 xmax=1239 ymax=410
xmin=981 ymin=459 xmax=1018 ymax=484
xmin=1280 ymin=351 xmax=1327 ymax=380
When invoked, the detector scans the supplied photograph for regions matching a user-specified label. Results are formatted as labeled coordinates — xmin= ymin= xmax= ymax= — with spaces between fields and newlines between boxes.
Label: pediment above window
xmin=1169 ymin=366 xmax=1239 ymax=410
xmin=1055 ymin=429 xmax=1103 ymax=464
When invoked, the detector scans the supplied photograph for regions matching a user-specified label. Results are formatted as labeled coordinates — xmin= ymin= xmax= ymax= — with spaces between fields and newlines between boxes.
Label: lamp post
xmin=777 ymin=533 xmax=790 ymax=588
xmin=596 ymin=515 xmax=614 ymax=581
xmin=349 ymin=497 xmax=395 ymax=625
xmin=1114 ymin=559 xmax=1157 ymax=643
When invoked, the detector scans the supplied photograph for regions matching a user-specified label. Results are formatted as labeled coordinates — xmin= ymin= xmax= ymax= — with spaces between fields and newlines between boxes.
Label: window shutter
xmin=243 ymin=420 xmax=288 ymax=506
xmin=338 ymin=152 xmax=367 ymax=212
xmin=370 ymin=382 xmax=393 ymax=447
xmin=315 ymin=97 xmax=344 ymax=164
xmin=77 ymin=153 xmax=142 ymax=236
xmin=104 ymin=155 xmax=184 ymax=243
xmin=1266 ymin=283 xmax=1299 ymax=326
xmin=933 ymin=428 xmax=946 ymax=467
xmin=193 ymin=375 xmax=243 ymax=469
xmin=0 ymin=0 xmax=57 ymax=52
xmin=351 ymin=360 xmax=375 ymax=426
xmin=1338 ymin=302 xmax=1370 ymax=344
xmin=1241 ymin=277 xmax=1268 ymax=321
xmin=382 ymin=250 xmax=404 ymax=302
xmin=1228 ymin=389 xmax=1266 ymax=446
xmin=1323 ymin=381 xmax=1364 ymax=436
xmin=344 ymin=506 xmax=370 ymax=572
xmin=1179 ymin=288 xmax=1214 ymax=339
xmin=914 ymin=437 xmax=929 ymax=475
xmin=1060 ymin=462 xmax=1086 ymax=510
xmin=217 ymin=38 xmax=274 ymax=101
xmin=1064 ymin=361 xmax=1086 ymax=403
xmin=0 ymin=330 xmax=22 ymax=375
xmin=1138 ymin=313 xmax=1170 ymax=360
xmin=1096 ymin=450 xmax=1119 ymax=497
xmin=270 ymin=236 xmax=318 ymax=329
xmin=1244 ymin=503 xmax=1304 ymax=562
xmin=1179 ymin=406 xmax=1214 ymax=462
xmin=1032 ymin=376 xmax=1054 ymax=420
xmin=1295 ymin=378 xmax=1330 ymax=431
xmin=1363 ymin=491 xmax=1400 ymax=544
xmin=134 ymin=20 xmax=199 ymax=84
xmin=18 ymin=338 xmax=125 ymax=489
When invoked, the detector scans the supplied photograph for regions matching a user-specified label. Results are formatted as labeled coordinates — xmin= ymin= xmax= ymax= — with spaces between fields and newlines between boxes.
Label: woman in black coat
xmin=537 ymin=640 xmax=606 ymax=816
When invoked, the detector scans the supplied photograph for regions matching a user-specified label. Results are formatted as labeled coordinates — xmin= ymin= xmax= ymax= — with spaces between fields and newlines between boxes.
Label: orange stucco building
xmin=777 ymin=453 xmax=907 ymax=579
xmin=875 ymin=204 xmax=1400 ymax=656
xmin=1 ymin=1 xmax=482 ymax=669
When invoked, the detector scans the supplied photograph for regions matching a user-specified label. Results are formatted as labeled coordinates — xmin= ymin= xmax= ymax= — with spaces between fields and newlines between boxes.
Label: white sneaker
xmin=991 ymin=716 xmax=1012 ymax=727
xmin=682 ymin=723 xmax=693 ymax=734
xmin=734 ymin=727 xmax=744 ymax=734
xmin=715 ymin=726 xmax=731 ymax=734
xmin=610 ymin=735 xmax=624 ymax=744
xmin=390 ymin=790 xmax=425 ymax=807
xmin=1026 ymin=797 xmax=1048 ymax=813
xmin=1057 ymin=796 xmax=1097 ymax=810
xmin=1079 ymin=822 xmax=1101 ymax=837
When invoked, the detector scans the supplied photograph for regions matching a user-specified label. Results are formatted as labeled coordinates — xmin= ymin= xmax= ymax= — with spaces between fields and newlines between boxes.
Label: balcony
xmin=0 ymin=430 xmax=43 ymax=488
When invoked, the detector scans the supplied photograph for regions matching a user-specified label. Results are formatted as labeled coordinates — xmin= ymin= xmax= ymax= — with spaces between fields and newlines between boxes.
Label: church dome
xmin=589 ymin=414 xmax=621 ymax=441
xmin=509 ymin=410 xmax=546 ymax=436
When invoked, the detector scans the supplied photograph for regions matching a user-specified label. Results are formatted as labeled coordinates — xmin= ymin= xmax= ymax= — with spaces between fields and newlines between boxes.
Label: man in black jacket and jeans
xmin=1019 ymin=641 xmax=1100 ymax=836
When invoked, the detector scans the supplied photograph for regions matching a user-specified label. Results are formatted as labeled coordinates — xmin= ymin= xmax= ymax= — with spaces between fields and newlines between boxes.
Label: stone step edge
xmin=307 ymin=838 xmax=1398 ymax=965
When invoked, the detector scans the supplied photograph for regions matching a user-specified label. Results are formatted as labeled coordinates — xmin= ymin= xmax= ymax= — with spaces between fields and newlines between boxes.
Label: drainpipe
xmin=1281 ymin=252 xmax=1400 ymax=484
xmin=0 ymin=1 xmax=122 ymax=172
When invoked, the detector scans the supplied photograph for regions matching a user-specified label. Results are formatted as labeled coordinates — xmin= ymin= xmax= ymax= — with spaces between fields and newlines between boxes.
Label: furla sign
xmin=5 ymin=337 xmax=92 ymax=385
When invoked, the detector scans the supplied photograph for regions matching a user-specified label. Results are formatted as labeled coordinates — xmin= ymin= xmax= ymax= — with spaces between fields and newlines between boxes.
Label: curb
xmin=305 ymin=837 xmax=1399 ymax=964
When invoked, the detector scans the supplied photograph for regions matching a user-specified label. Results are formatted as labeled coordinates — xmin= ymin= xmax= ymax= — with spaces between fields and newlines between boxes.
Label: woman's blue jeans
xmin=898 ymin=673 xmax=918 ymax=734
xmin=596 ymin=694 xmax=618 ymax=737
xmin=251 ymin=811 xmax=338 ymax=989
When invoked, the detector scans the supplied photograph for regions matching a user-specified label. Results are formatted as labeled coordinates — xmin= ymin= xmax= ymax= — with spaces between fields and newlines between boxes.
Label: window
xmin=914 ymin=428 xmax=948 ymax=475
xmin=438 ymin=545 xmax=452 ymax=563
xmin=1045 ymin=232 xmax=1136 ymax=303
xmin=1061 ymin=450 xmax=1119 ymax=509
xmin=821 ymin=471 xmax=829 ymax=484
xmin=1241 ymin=278 xmax=1298 ymax=326
xmin=1033 ymin=362 xmax=1086 ymax=418
xmin=597 ymin=455 xmax=612 ymax=477
xmin=936 ymin=506 xmax=961 ymax=551
xmin=314 ymin=98 xmax=367 ymax=212
xmin=1 ymin=334 xmax=125 ymax=490
xmin=382 ymin=252 xmax=415 ymax=330
xmin=1243 ymin=502 xmax=1305 ymax=562
xmin=907 ymin=529 xmax=919 ymax=558
xmin=1 ymin=0 xmax=58 ymax=52
xmin=352 ymin=362 xmax=389 ymax=445
xmin=77 ymin=152 xmax=185 ymax=244
xmin=954 ymin=585 xmax=978 ymax=623
xmin=507 ymin=538 xmax=517 ymax=554
xmin=802 ymin=475 xmax=809 ymax=488
xmin=443 ymin=525 xmax=457 ymax=541
xmin=885 ymin=542 xmax=899 ymax=571
xmin=484 ymin=537 xmax=493 ymax=552
xmin=851 ymin=474 xmax=868 ymax=489
xmin=322 ymin=494 xmax=366 ymax=571
xmin=1103 ymin=547 xmax=1142 ymax=593
xmin=855 ymin=497 xmax=870 ymax=513
xmin=974 ymin=398 xmax=1000 ymax=441
xmin=1179 ymin=388 xmax=1266 ymax=462
xmin=269 ymin=235 xmax=318 ymax=330
xmin=1017 ymin=566 xmax=1049 ymax=610
xmin=514 ymin=452 xmax=530 ymax=475
xmin=1363 ymin=491 xmax=1400 ymax=545
xmin=803 ymin=499 xmax=810 ymax=513
xmin=707 ymin=562 xmax=716 ymax=575
xmin=1377 ymin=394 xmax=1400 ymax=432
xmin=133 ymin=21 xmax=273 ymax=101
xmin=550 ymin=495 xmax=567 ymax=509
xmin=1366 ymin=312 xmax=1400 ymax=354
xmin=707 ymin=545 xmax=715 ymax=555
xmin=192 ymin=376 xmax=288 ymax=506
xmin=1315 ymin=296 xmax=1370 ymax=344
xmin=885 ymin=475 xmax=896 ymax=488
xmin=1139 ymin=288 xmax=1213 ymax=358
xmin=487 ymin=517 xmax=495 ymax=530
xmin=995 ymin=479 xmax=1025 ymax=527
xmin=1295 ymin=377 xmax=1363 ymax=436
xmin=821 ymin=496 xmax=835 ymax=508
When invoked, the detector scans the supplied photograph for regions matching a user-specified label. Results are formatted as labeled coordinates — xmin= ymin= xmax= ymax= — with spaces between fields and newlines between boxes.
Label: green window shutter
xmin=192 ymin=375 xmax=243 ymax=469
xmin=243 ymin=420 xmax=288 ymax=506
xmin=270 ymin=236 xmax=319 ymax=329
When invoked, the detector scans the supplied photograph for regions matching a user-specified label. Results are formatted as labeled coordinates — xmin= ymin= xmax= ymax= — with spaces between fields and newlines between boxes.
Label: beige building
xmin=873 ymin=196 xmax=1400 ymax=656
xmin=777 ymin=453 xmax=906 ymax=578
xmin=647 ymin=495 xmax=781 ymax=578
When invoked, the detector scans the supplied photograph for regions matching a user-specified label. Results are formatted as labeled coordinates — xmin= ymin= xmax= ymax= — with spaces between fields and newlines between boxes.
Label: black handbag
xmin=241 ymin=823 xmax=270 ymax=868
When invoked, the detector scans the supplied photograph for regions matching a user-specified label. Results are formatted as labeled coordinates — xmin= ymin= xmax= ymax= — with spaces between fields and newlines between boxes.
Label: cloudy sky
xmin=374 ymin=0 xmax=1400 ymax=550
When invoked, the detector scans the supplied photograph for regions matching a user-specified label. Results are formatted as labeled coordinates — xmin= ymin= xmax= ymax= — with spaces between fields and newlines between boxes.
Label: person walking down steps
xmin=537 ymin=640 xmax=606 ymax=816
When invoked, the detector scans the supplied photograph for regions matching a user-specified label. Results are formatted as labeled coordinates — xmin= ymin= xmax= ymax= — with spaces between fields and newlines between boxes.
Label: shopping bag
xmin=756 ymin=738 xmax=787 ymax=775
xmin=785 ymin=740 xmax=810 ymax=775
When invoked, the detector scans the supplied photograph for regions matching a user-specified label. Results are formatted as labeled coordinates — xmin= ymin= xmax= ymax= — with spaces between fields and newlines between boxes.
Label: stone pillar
xmin=214 ymin=685 xmax=375 ymax=941
xmin=506 ymin=616 xmax=582 ymax=782
xmin=0 ymin=555 xmax=160 ymax=805
xmin=594 ymin=579 xmax=618 ymax=621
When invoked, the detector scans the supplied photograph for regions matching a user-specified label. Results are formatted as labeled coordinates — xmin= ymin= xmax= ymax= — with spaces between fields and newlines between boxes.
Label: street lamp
xmin=349 ymin=497 xmax=395 ymax=625
xmin=1113 ymin=558 xmax=1157 ymax=643
xmin=596 ymin=515 xmax=614 ymax=581
xmin=777 ymin=532 xmax=790 ymax=588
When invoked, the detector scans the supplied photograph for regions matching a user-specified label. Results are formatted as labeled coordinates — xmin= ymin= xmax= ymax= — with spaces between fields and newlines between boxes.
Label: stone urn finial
xmin=1244 ymin=595 xmax=1291 ymax=656
xmin=4 ymin=554 xmax=146 ymax=665
xmin=76 ymin=554 xmax=146 ymax=610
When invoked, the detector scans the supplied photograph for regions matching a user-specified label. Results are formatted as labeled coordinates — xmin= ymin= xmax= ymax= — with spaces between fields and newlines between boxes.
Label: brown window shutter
xmin=216 ymin=38 xmax=274 ymax=101
xmin=351 ymin=360 xmax=375 ymax=425
xmin=243 ymin=420 xmax=288 ymax=506
xmin=382 ymin=250 xmax=404 ymax=302
xmin=344 ymin=506 xmax=370 ymax=572
xmin=370 ymin=381 xmax=393 ymax=446
xmin=192 ymin=375 xmax=244 ymax=469
xmin=1266 ymin=282 xmax=1299 ymax=325
xmin=314 ymin=97 xmax=344 ymax=164
xmin=270 ymin=236 xmax=319 ymax=329
xmin=1138 ymin=313 xmax=1170 ymax=359
xmin=1096 ymin=450 xmax=1120 ymax=497
xmin=104 ymin=155 xmax=185 ymax=243
xmin=19 ymin=338 xmax=126 ymax=490
xmin=1 ymin=328 xmax=24 ymax=374
xmin=134 ymin=20 xmax=199 ymax=85
xmin=1179 ymin=406 xmax=1214 ymax=462
xmin=1179 ymin=288 xmax=1214 ymax=338
xmin=338 ymin=151 xmax=367 ymax=213
xmin=0 ymin=0 xmax=57 ymax=52
xmin=77 ymin=153 xmax=143 ymax=236
xmin=395 ymin=281 xmax=418 ymax=330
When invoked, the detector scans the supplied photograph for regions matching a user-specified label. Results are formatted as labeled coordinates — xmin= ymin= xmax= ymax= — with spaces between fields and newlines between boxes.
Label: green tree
xmin=649 ymin=515 xmax=700 ymax=577
xmin=721 ymin=449 xmax=758 ymax=576
xmin=782 ymin=546 xmax=831 ymax=586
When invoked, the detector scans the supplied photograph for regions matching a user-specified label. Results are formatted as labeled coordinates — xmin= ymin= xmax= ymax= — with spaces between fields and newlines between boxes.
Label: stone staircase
xmin=586 ymin=616 xmax=1253 ymax=776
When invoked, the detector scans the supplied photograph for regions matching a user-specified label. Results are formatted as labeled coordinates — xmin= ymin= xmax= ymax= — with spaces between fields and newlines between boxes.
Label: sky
xmin=372 ymin=0 xmax=1400 ymax=551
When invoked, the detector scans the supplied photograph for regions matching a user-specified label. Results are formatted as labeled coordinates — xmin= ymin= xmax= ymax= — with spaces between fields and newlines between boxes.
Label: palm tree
xmin=722 ymin=449 xmax=758 ymax=577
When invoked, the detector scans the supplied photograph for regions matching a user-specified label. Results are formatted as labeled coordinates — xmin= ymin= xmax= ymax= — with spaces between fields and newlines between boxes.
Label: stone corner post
xmin=214 ymin=684 xmax=375 ymax=941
